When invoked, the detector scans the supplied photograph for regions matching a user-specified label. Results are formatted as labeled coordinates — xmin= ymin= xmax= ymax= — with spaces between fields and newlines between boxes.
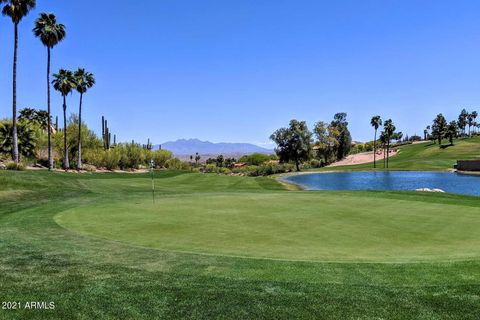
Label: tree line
xmin=270 ymin=113 xmax=352 ymax=171
xmin=1 ymin=1 xmax=95 ymax=170
xmin=425 ymin=109 xmax=478 ymax=146
xmin=369 ymin=116 xmax=402 ymax=169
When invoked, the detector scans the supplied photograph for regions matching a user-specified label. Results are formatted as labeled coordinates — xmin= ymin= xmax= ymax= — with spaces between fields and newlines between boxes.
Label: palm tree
xmin=445 ymin=121 xmax=458 ymax=145
xmin=424 ymin=125 xmax=431 ymax=141
xmin=467 ymin=112 xmax=475 ymax=137
xmin=33 ymin=13 xmax=66 ymax=170
xmin=383 ymin=119 xmax=396 ymax=168
xmin=379 ymin=131 xmax=387 ymax=168
xmin=2 ymin=0 xmax=36 ymax=163
xmin=471 ymin=111 xmax=478 ymax=135
xmin=73 ymin=68 xmax=95 ymax=170
xmin=52 ymin=69 xmax=75 ymax=170
xmin=370 ymin=115 xmax=382 ymax=169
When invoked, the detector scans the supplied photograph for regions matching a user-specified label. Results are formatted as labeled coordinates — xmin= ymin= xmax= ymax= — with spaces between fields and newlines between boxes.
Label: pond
xmin=282 ymin=171 xmax=480 ymax=196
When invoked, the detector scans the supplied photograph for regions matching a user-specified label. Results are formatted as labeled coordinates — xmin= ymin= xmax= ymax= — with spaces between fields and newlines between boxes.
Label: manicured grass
xmin=327 ymin=136 xmax=480 ymax=171
xmin=56 ymin=192 xmax=480 ymax=262
xmin=1 ymin=171 xmax=480 ymax=319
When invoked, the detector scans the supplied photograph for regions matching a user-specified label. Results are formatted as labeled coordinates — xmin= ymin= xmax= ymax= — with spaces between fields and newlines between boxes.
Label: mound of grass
xmin=330 ymin=136 xmax=480 ymax=171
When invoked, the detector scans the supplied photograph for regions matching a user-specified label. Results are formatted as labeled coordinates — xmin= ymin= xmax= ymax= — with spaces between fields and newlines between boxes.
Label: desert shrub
xmin=102 ymin=149 xmax=121 ymax=170
xmin=82 ymin=164 xmax=97 ymax=172
xmin=308 ymin=159 xmax=322 ymax=168
xmin=125 ymin=143 xmax=144 ymax=169
xmin=204 ymin=164 xmax=218 ymax=173
xmin=152 ymin=149 xmax=173 ymax=168
xmin=231 ymin=165 xmax=256 ymax=175
xmin=234 ymin=163 xmax=295 ymax=176
xmin=204 ymin=164 xmax=231 ymax=174
xmin=5 ymin=162 xmax=26 ymax=171
xmin=83 ymin=148 xmax=104 ymax=168
xmin=218 ymin=167 xmax=231 ymax=174
xmin=239 ymin=153 xmax=275 ymax=166
xmin=165 ymin=158 xmax=191 ymax=170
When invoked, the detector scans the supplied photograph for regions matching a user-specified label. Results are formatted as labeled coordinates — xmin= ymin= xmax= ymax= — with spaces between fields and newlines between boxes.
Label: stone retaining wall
xmin=456 ymin=160 xmax=480 ymax=171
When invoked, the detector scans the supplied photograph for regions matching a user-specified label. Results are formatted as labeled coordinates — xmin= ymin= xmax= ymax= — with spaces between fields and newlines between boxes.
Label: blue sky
xmin=1 ymin=0 xmax=480 ymax=147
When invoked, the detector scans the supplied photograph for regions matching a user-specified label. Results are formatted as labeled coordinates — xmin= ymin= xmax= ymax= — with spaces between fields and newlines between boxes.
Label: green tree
xmin=33 ymin=12 xmax=66 ymax=170
xmin=52 ymin=69 xmax=75 ymax=169
xmin=216 ymin=155 xmax=225 ymax=167
xmin=73 ymin=68 xmax=95 ymax=170
xmin=53 ymin=114 xmax=102 ymax=167
xmin=445 ymin=121 xmax=458 ymax=145
xmin=467 ymin=112 xmax=475 ymax=136
xmin=152 ymin=149 xmax=173 ymax=168
xmin=379 ymin=131 xmax=388 ymax=168
xmin=18 ymin=107 xmax=48 ymax=130
xmin=432 ymin=114 xmax=448 ymax=146
xmin=458 ymin=109 xmax=468 ymax=136
xmin=394 ymin=131 xmax=403 ymax=143
xmin=0 ymin=119 xmax=37 ymax=159
xmin=370 ymin=115 xmax=382 ymax=168
xmin=2 ymin=0 xmax=36 ymax=163
xmin=330 ymin=113 xmax=352 ymax=160
xmin=270 ymin=119 xmax=313 ymax=171
xmin=383 ymin=119 xmax=396 ymax=168
xmin=471 ymin=111 xmax=478 ymax=135
xmin=313 ymin=121 xmax=338 ymax=165
xmin=194 ymin=152 xmax=201 ymax=166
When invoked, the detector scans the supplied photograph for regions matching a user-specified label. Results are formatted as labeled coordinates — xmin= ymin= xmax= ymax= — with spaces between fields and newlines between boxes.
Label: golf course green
xmin=1 ymin=169 xmax=480 ymax=319
xmin=56 ymin=193 xmax=480 ymax=262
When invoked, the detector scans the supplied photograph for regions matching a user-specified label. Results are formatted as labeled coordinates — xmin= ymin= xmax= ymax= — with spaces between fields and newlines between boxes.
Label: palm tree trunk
xmin=12 ymin=22 xmax=19 ymax=164
xmin=386 ymin=141 xmax=390 ymax=168
xmin=373 ymin=129 xmax=377 ymax=169
xmin=63 ymin=96 xmax=69 ymax=170
xmin=47 ymin=47 xmax=53 ymax=170
xmin=77 ymin=93 xmax=83 ymax=170
xmin=383 ymin=146 xmax=386 ymax=168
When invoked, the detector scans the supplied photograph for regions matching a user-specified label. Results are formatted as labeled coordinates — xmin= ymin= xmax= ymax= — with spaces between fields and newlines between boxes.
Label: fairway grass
xmin=323 ymin=136 xmax=480 ymax=171
xmin=1 ymin=171 xmax=480 ymax=319
xmin=56 ymin=192 xmax=480 ymax=262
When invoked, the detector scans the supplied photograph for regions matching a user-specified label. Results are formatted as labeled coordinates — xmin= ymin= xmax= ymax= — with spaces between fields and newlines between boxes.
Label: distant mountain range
xmin=156 ymin=139 xmax=273 ymax=156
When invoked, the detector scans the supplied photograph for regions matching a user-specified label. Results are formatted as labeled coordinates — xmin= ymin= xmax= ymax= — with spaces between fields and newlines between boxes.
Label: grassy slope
xmin=0 ymin=171 xmax=480 ymax=319
xmin=328 ymin=136 xmax=480 ymax=171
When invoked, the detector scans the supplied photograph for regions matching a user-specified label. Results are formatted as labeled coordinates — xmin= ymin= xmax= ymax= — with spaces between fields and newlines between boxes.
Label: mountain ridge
xmin=156 ymin=139 xmax=273 ymax=156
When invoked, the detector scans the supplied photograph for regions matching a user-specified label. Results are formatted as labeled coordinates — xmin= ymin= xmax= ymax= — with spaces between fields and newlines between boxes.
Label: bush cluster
xmin=83 ymin=145 xmax=175 ymax=170
xmin=229 ymin=163 xmax=295 ymax=176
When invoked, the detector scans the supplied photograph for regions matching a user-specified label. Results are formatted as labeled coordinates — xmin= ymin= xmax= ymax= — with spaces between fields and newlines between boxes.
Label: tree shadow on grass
xmin=440 ymin=144 xmax=454 ymax=149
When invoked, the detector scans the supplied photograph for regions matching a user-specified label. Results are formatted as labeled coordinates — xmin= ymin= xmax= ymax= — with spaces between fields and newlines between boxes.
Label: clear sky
xmin=1 ymin=0 xmax=480 ymax=147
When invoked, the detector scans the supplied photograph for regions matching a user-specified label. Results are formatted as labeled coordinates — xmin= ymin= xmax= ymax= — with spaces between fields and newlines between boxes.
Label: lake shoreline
xmin=277 ymin=170 xmax=480 ymax=196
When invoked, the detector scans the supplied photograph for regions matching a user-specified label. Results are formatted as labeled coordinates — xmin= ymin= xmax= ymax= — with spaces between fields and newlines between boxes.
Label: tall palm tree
xmin=2 ymin=0 xmax=36 ymax=164
xmin=33 ymin=13 xmax=66 ymax=170
xmin=73 ymin=68 xmax=95 ymax=170
xmin=383 ymin=119 xmax=396 ymax=168
xmin=370 ymin=115 xmax=382 ymax=169
xmin=471 ymin=111 xmax=478 ymax=135
xmin=52 ymin=69 xmax=75 ymax=170
xmin=379 ymin=131 xmax=387 ymax=168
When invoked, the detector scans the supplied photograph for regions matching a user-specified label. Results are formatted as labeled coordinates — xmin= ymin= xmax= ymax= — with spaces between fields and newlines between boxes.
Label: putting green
xmin=55 ymin=192 xmax=480 ymax=262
